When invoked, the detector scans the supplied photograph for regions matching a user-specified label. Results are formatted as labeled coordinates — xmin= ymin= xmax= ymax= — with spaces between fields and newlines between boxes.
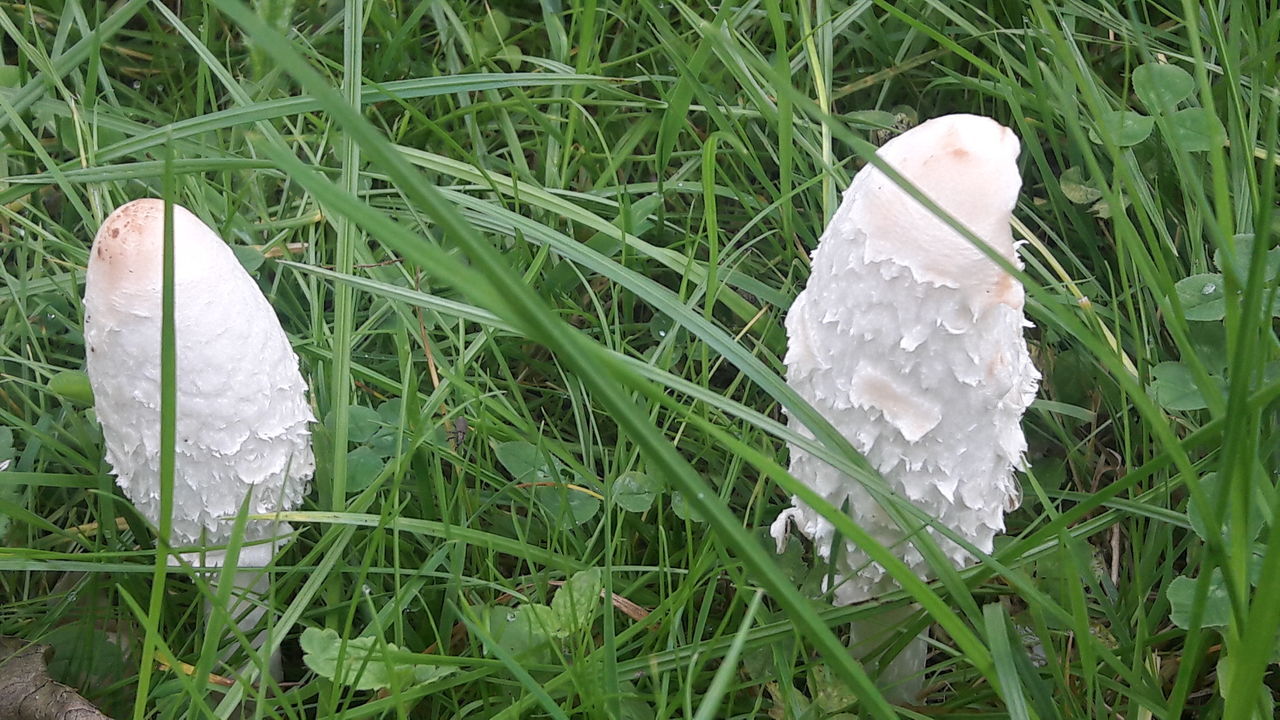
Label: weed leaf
xmin=552 ymin=568 xmax=602 ymax=635
xmin=1090 ymin=110 xmax=1153 ymax=146
xmin=1133 ymin=63 xmax=1193 ymax=113
xmin=612 ymin=471 xmax=662 ymax=513
xmin=1147 ymin=361 xmax=1215 ymax=411
xmin=1174 ymin=273 xmax=1227 ymax=322
xmin=1167 ymin=570 xmax=1232 ymax=630
xmin=301 ymin=627 xmax=453 ymax=691
xmin=1167 ymin=108 xmax=1227 ymax=151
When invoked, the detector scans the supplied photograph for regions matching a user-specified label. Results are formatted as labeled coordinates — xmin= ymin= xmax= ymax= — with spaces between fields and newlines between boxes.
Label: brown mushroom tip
xmin=91 ymin=198 xmax=168 ymax=263
xmin=87 ymin=199 xmax=209 ymax=297
xmin=879 ymin=114 xmax=1022 ymax=216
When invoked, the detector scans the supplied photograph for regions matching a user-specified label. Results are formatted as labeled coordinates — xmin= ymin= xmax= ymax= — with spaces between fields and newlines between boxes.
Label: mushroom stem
xmin=183 ymin=538 xmax=286 ymax=677
xmin=182 ymin=538 xmax=279 ymax=644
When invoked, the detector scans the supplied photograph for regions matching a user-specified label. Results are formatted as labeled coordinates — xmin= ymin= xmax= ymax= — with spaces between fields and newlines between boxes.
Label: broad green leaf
xmin=778 ymin=544 xmax=810 ymax=587
xmin=843 ymin=109 xmax=898 ymax=130
xmin=1089 ymin=193 xmax=1130 ymax=219
xmin=551 ymin=567 xmax=602 ymax=635
xmin=1168 ymin=570 xmax=1232 ymax=629
xmin=1048 ymin=347 xmax=1101 ymax=410
xmin=368 ymin=429 xmax=399 ymax=458
xmin=482 ymin=8 xmax=511 ymax=41
xmin=489 ymin=604 xmax=560 ymax=656
xmin=1029 ymin=459 xmax=1068 ymax=494
xmin=42 ymin=624 xmax=127 ymax=689
xmin=1133 ymin=63 xmax=1194 ymax=113
xmin=1058 ymin=166 xmax=1102 ymax=204
xmin=619 ymin=681 xmax=657 ymax=720
xmin=648 ymin=315 xmax=675 ymax=343
xmin=496 ymin=444 xmax=599 ymax=523
xmin=344 ymin=446 xmax=385 ymax=494
xmin=344 ymin=405 xmax=383 ymax=444
xmin=470 ymin=9 xmax=511 ymax=59
xmin=1213 ymin=234 xmax=1280 ymax=283
xmin=1167 ymin=108 xmax=1227 ymax=152
xmin=533 ymin=483 xmax=600 ymax=525
xmin=497 ymin=45 xmax=523 ymax=70
xmin=521 ymin=603 xmax=562 ymax=641
xmin=48 ymin=369 xmax=94 ymax=406
xmin=671 ymin=491 xmax=706 ymax=522
xmin=300 ymin=627 xmax=453 ymax=691
xmin=230 ymin=244 xmax=265 ymax=273
xmin=1089 ymin=110 xmax=1154 ymax=147
xmin=1216 ymin=656 xmax=1276 ymax=713
xmin=1147 ymin=362 xmax=1214 ymax=411
xmin=1174 ymin=273 xmax=1226 ymax=321
xmin=1188 ymin=322 xmax=1229 ymax=373
xmin=495 ymin=441 xmax=556 ymax=484
xmin=811 ymin=664 xmax=858 ymax=713
xmin=612 ymin=471 xmax=662 ymax=513
xmin=1187 ymin=472 xmax=1265 ymax=544
xmin=376 ymin=398 xmax=404 ymax=425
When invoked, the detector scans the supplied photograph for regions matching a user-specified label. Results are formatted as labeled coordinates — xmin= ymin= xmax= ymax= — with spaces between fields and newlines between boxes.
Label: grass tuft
xmin=0 ymin=1 xmax=1275 ymax=718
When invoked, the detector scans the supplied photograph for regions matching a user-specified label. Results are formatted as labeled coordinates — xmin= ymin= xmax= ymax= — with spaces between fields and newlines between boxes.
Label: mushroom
xmin=770 ymin=114 xmax=1040 ymax=700
xmin=83 ymin=199 xmax=314 ymax=652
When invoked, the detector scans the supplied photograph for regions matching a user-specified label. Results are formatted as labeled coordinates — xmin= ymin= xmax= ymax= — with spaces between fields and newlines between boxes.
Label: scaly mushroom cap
xmin=84 ymin=199 xmax=315 ymax=548
xmin=771 ymin=114 xmax=1040 ymax=605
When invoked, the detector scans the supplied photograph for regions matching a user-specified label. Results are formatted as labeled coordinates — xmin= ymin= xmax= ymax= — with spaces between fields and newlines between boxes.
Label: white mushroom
xmin=770 ymin=114 xmax=1040 ymax=700
xmin=83 ymin=198 xmax=314 ymax=646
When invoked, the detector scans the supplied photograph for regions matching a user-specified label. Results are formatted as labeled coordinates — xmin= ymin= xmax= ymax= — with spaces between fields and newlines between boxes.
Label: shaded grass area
xmin=0 ymin=1 xmax=1276 ymax=717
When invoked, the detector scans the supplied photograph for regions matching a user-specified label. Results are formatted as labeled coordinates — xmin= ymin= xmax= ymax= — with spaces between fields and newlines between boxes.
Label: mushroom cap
xmin=84 ymin=199 xmax=314 ymax=547
xmin=772 ymin=114 xmax=1039 ymax=605
xmin=855 ymin=113 xmax=1023 ymax=311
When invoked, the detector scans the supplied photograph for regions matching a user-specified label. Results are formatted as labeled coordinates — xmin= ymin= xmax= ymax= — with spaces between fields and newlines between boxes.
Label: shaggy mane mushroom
xmin=771 ymin=114 xmax=1040 ymax=702
xmin=84 ymin=198 xmax=314 ymax=658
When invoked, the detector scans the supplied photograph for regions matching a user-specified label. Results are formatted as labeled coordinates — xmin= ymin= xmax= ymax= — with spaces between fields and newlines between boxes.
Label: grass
xmin=0 ymin=0 xmax=1276 ymax=718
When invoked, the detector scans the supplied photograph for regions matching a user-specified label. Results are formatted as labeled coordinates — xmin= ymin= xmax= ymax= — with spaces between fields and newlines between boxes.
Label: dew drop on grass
xmin=1202 ymin=283 xmax=1217 ymax=294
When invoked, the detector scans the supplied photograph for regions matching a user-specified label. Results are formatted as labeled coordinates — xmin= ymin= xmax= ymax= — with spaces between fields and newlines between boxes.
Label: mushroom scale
xmin=84 ymin=199 xmax=315 ymax=551
xmin=770 ymin=114 xmax=1039 ymax=692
